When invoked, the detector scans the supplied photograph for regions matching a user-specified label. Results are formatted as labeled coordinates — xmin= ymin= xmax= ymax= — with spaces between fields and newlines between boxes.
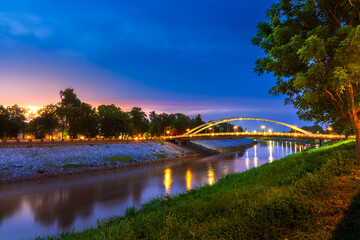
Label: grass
xmin=35 ymin=140 xmax=360 ymax=239
xmin=62 ymin=163 xmax=88 ymax=169
xmin=152 ymin=153 xmax=168 ymax=158
xmin=102 ymin=155 xmax=137 ymax=163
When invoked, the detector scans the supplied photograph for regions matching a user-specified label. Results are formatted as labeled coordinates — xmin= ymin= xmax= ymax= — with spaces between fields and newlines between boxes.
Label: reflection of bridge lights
xmin=208 ymin=167 xmax=215 ymax=185
xmin=186 ymin=169 xmax=192 ymax=191
xmin=254 ymin=156 xmax=258 ymax=167
xmin=223 ymin=166 xmax=229 ymax=175
xmin=254 ymin=144 xmax=257 ymax=157
xmin=268 ymin=141 xmax=273 ymax=162
xmin=164 ymin=168 xmax=172 ymax=195
xmin=246 ymin=151 xmax=249 ymax=170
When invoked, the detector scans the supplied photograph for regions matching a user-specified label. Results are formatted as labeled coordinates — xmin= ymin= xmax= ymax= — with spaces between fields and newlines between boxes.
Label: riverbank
xmin=0 ymin=138 xmax=254 ymax=184
xmin=36 ymin=140 xmax=360 ymax=239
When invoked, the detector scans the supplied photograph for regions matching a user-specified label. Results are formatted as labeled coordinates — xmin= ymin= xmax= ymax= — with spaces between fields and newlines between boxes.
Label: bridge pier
xmin=314 ymin=139 xmax=321 ymax=148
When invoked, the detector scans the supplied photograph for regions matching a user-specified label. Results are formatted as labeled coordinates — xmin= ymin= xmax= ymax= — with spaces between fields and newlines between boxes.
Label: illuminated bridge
xmin=166 ymin=117 xmax=346 ymax=145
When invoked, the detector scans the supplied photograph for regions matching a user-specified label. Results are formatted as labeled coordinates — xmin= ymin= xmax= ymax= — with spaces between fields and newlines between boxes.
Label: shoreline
xmin=0 ymin=140 xmax=256 ymax=185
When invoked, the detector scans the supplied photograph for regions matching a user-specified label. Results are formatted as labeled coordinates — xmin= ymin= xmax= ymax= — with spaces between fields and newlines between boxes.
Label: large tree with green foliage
xmin=129 ymin=107 xmax=149 ymax=135
xmin=253 ymin=0 xmax=360 ymax=160
xmin=37 ymin=104 xmax=59 ymax=139
xmin=57 ymin=88 xmax=83 ymax=139
xmin=0 ymin=105 xmax=9 ymax=139
xmin=98 ymin=104 xmax=130 ymax=137
xmin=3 ymin=105 xmax=26 ymax=139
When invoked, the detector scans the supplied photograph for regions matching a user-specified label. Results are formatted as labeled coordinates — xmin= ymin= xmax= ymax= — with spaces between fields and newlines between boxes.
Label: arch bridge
xmin=166 ymin=117 xmax=345 ymax=144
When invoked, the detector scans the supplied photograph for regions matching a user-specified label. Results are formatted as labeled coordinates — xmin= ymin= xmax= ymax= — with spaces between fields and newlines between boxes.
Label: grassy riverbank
xmin=38 ymin=140 xmax=360 ymax=240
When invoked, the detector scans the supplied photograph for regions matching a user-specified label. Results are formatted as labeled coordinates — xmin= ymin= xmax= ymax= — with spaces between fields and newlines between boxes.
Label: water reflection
xmin=245 ymin=151 xmax=249 ymax=170
xmin=254 ymin=144 xmax=258 ymax=167
xmin=208 ymin=167 xmax=215 ymax=185
xmin=268 ymin=141 xmax=274 ymax=163
xmin=0 ymin=140 xmax=303 ymax=240
xmin=164 ymin=168 xmax=172 ymax=195
xmin=186 ymin=169 xmax=192 ymax=191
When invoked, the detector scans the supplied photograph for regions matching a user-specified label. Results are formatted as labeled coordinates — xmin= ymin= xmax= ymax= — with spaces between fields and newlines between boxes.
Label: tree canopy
xmin=253 ymin=0 xmax=360 ymax=160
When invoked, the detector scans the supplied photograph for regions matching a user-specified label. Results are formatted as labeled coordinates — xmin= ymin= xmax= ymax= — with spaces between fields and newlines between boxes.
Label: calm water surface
xmin=0 ymin=140 xmax=303 ymax=239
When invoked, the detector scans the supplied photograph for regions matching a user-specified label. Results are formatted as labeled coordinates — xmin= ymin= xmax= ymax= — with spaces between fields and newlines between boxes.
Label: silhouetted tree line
xmin=0 ymin=88 xmax=205 ymax=139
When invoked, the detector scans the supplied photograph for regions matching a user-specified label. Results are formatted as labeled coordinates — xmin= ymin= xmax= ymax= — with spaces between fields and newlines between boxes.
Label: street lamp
xmin=261 ymin=125 xmax=266 ymax=132
xmin=186 ymin=128 xmax=190 ymax=132
xmin=327 ymin=127 xmax=333 ymax=134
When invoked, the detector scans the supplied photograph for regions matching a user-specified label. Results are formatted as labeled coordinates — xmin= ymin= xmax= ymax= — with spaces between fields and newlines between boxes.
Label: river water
xmin=0 ymin=140 xmax=302 ymax=239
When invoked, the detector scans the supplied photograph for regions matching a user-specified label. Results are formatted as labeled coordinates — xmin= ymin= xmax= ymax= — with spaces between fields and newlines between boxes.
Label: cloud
xmin=0 ymin=13 xmax=53 ymax=39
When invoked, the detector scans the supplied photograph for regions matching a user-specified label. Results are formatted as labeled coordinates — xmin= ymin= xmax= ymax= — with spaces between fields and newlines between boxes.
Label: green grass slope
xmin=37 ymin=140 xmax=360 ymax=240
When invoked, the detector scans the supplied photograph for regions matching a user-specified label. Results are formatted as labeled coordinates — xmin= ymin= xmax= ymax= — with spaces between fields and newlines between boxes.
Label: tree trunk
xmin=356 ymin=127 xmax=360 ymax=163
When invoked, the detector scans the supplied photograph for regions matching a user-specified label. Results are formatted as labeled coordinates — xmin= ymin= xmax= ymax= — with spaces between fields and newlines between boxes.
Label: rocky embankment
xmin=0 ymin=138 xmax=254 ymax=184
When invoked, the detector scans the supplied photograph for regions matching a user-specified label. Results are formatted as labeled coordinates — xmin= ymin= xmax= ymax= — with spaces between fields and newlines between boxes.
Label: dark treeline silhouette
xmin=0 ymin=88 xmax=205 ymax=139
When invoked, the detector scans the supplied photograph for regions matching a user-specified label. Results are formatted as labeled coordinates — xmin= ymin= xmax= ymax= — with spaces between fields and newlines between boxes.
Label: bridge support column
xmin=315 ymin=139 xmax=321 ymax=148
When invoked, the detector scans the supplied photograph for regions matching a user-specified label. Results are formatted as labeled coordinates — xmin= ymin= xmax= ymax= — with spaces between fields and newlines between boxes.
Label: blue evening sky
xmin=0 ymin=0 xmax=310 ymax=126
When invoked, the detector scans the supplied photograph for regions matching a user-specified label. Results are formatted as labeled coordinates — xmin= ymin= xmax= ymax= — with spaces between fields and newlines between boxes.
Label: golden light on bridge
xmin=261 ymin=125 xmax=266 ymax=130
xmin=164 ymin=168 xmax=172 ymax=194
xmin=208 ymin=167 xmax=215 ymax=185
xmin=186 ymin=168 xmax=192 ymax=191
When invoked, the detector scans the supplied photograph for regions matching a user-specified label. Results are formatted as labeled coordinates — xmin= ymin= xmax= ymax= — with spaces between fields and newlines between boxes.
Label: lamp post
xmin=327 ymin=127 xmax=333 ymax=134
xmin=233 ymin=125 xmax=238 ymax=133
xmin=261 ymin=125 xmax=266 ymax=132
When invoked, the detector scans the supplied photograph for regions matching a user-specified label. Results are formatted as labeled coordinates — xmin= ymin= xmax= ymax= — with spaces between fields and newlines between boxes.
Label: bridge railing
xmin=163 ymin=132 xmax=347 ymax=140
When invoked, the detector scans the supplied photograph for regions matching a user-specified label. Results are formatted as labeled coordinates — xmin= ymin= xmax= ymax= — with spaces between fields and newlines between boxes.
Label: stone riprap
xmin=193 ymin=138 xmax=254 ymax=151
xmin=0 ymin=142 xmax=186 ymax=181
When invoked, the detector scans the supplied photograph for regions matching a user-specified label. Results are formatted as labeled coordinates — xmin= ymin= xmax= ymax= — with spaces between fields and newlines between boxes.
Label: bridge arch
xmin=183 ymin=117 xmax=312 ymax=136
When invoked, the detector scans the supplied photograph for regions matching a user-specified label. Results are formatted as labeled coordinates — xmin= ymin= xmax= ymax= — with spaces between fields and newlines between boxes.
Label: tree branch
xmin=325 ymin=89 xmax=347 ymax=118
xmin=349 ymin=0 xmax=356 ymax=8
xmin=329 ymin=9 xmax=342 ymax=26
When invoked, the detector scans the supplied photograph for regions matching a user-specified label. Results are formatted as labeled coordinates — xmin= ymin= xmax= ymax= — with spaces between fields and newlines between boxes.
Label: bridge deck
xmin=165 ymin=132 xmax=347 ymax=142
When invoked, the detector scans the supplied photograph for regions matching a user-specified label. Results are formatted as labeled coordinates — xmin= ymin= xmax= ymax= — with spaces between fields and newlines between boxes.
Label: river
xmin=0 ymin=140 xmax=303 ymax=239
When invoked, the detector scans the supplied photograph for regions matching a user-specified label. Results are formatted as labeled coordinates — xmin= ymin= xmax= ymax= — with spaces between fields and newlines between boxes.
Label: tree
xmin=37 ymin=104 xmax=59 ymax=139
xmin=5 ymin=105 xmax=26 ymax=139
xmin=27 ymin=117 xmax=46 ymax=139
xmin=170 ymin=113 xmax=191 ymax=134
xmin=149 ymin=111 xmax=174 ymax=136
xmin=78 ymin=103 xmax=99 ymax=138
xmin=57 ymin=88 xmax=82 ymax=139
xmin=129 ymin=107 xmax=149 ymax=135
xmin=253 ymin=0 xmax=360 ymax=161
xmin=0 ymin=106 xmax=9 ymax=139
xmin=301 ymin=125 xmax=324 ymax=134
xmin=98 ymin=104 xmax=130 ymax=137
xmin=190 ymin=114 xmax=205 ymax=128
